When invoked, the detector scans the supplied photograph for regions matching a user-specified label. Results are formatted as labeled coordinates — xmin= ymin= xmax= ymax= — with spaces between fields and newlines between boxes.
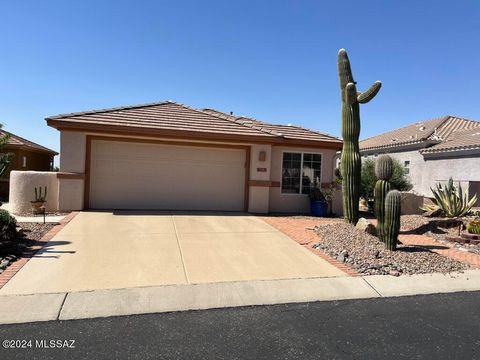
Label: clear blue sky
xmin=1 ymin=0 xmax=479 ymax=161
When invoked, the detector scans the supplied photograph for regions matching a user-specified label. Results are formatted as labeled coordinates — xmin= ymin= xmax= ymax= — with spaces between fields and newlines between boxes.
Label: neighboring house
xmin=0 ymin=130 xmax=57 ymax=200
xmin=360 ymin=116 xmax=480 ymax=205
xmin=45 ymin=101 xmax=342 ymax=213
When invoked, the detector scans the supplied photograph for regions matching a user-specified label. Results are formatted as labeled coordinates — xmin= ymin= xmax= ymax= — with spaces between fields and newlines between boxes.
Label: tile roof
xmin=421 ymin=126 xmax=480 ymax=154
xmin=47 ymin=101 xmax=342 ymax=146
xmin=201 ymin=108 xmax=342 ymax=144
xmin=1 ymin=129 xmax=57 ymax=155
xmin=360 ymin=116 xmax=480 ymax=151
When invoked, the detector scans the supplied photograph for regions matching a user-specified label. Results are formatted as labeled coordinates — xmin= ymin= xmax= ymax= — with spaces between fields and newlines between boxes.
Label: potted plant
xmin=31 ymin=186 xmax=47 ymax=215
xmin=309 ymin=179 xmax=328 ymax=217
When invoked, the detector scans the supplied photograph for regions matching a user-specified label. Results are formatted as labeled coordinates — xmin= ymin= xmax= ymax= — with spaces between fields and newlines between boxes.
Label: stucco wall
xmin=363 ymin=150 xmax=480 ymax=198
xmin=248 ymin=144 xmax=272 ymax=213
xmin=60 ymin=131 xmax=86 ymax=173
xmin=9 ymin=171 xmax=59 ymax=214
xmin=58 ymin=178 xmax=84 ymax=211
xmin=269 ymin=146 xmax=338 ymax=213
xmin=364 ymin=149 xmax=427 ymax=195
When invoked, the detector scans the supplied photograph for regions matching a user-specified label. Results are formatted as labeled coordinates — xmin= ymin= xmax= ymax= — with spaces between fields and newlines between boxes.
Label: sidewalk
xmin=0 ymin=269 xmax=479 ymax=325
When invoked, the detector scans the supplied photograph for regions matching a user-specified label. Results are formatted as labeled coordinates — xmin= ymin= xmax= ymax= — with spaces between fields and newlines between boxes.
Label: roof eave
xmin=4 ymin=144 xmax=58 ymax=156
xmin=46 ymin=119 xmax=342 ymax=150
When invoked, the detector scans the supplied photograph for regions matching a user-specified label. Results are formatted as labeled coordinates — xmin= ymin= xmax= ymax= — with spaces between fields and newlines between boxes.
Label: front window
xmin=281 ymin=152 xmax=322 ymax=194
xmin=404 ymin=160 xmax=410 ymax=174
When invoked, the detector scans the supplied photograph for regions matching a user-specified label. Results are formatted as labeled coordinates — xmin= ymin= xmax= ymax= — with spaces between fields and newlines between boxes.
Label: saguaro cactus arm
xmin=357 ymin=81 xmax=382 ymax=104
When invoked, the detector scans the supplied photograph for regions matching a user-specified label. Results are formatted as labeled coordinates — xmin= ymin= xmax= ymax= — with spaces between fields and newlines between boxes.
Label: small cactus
xmin=375 ymin=155 xmax=393 ymax=180
xmin=34 ymin=186 xmax=47 ymax=202
xmin=384 ymin=190 xmax=401 ymax=251
xmin=467 ymin=220 xmax=480 ymax=235
xmin=374 ymin=155 xmax=394 ymax=240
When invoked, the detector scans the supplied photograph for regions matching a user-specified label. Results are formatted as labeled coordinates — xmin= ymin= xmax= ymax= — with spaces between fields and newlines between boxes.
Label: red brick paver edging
xmin=260 ymin=217 xmax=360 ymax=276
xmin=0 ymin=212 xmax=79 ymax=290
xmin=399 ymin=234 xmax=480 ymax=269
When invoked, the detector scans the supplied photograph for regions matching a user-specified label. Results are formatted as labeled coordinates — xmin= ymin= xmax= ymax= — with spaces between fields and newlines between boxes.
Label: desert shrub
xmin=361 ymin=157 xmax=413 ymax=198
xmin=0 ymin=209 xmax=17 ymax=242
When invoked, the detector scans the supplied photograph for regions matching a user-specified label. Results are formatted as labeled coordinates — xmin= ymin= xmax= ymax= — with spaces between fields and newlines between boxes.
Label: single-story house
xmin=360 ymin=115 xmax=480 ymax=205
xmin=42 ymin=101 xmax=343 ymax=213
xmin=0 ymin=129 xmax=57 ymax=200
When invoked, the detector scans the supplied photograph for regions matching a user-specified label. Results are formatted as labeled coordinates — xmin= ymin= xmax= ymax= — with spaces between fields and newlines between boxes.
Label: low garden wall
xmin=8 ymin=171 xmax=59 ymax=214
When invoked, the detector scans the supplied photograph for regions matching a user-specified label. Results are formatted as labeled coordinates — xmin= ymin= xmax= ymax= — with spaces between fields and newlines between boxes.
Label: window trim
xmin=280 ymin=150 xmax=323 ymax=195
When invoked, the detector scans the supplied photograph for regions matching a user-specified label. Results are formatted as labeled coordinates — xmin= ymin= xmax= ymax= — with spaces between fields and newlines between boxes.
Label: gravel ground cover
xmin=313 ymin=222 xmax=469 ymax=276
xmin=0 ymin=222 xmax=55 ymax=273
xmin=401 ymin=215 xmax=480 ymax=255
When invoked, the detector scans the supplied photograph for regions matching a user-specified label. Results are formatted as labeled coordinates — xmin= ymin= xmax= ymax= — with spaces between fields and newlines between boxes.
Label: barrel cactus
xmin=338 ymin=49 xmax=382 ymax=224
xmin=374 ymin=155 xmax=393 ymax=240
xmin=384 ymin=190 xmax=401 ymax=251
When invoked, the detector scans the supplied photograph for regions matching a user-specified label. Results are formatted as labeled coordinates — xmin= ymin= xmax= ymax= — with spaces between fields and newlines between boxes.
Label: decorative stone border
xmin=260 ymin=217 xmax=360 ymax=277
xmin=0 ymin=212 xmax=79 ymax=290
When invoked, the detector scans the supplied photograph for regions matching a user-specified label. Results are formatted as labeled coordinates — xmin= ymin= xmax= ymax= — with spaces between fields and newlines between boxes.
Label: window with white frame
xmin=281 ymin=152 xmax=322 ymax=194
xmin=404 ymin=160 xmax=410 ymax=174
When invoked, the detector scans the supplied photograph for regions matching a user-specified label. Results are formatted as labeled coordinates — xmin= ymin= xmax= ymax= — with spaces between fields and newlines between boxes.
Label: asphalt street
xmin=0 ymin=291 xmax=478 ymax=359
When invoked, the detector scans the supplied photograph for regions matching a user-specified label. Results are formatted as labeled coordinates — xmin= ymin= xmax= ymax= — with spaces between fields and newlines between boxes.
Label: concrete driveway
xmin=0 ymin=211 xmax=345 ymax=295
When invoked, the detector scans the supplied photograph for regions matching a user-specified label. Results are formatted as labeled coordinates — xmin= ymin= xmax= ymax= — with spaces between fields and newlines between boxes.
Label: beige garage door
xmin=89 ymin=140 xmax=246 ymax=210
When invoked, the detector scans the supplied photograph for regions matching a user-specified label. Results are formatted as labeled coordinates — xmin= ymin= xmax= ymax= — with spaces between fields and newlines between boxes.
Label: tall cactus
xmin=338 ymin=49 xmax=382 ymax=224
xmin=384 ymin=190 xmax=401 ymax=251
xmin=374 ymin=155 xmax=393 ymax=240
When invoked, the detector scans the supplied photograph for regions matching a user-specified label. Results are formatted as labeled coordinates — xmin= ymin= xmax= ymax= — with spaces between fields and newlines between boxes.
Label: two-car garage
xmin=88 ymin=139 xmax=247 ymax=211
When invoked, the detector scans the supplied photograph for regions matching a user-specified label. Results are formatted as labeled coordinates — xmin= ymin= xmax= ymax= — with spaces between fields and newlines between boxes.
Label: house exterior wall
xmin=58 ymin=131 xmax=86 ymax=210
xmin=362 ymin=148 xmax=480 ymax=199
xmin=52 ymin=131 xmax=342 ymax=214
xmin=363 ymin=149 xmax=428 ymax=195
xmin=269 ymin=146 xmax=338 ymax=213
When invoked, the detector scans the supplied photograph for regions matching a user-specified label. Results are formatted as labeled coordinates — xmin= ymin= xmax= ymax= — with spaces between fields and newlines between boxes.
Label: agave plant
xmin=430 ymin=177 xmax=477 ymax=218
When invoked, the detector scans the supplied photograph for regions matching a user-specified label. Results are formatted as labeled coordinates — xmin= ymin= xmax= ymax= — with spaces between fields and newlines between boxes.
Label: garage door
xmin=89 ymin=140 xmax=246 ymax=210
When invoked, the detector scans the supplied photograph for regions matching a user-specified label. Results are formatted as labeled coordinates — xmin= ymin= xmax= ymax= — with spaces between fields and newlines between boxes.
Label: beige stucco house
xmin=360 ymin=115 xmax=480 ymax=206
xmin=32 ymin=101 xmax=342 ymax=214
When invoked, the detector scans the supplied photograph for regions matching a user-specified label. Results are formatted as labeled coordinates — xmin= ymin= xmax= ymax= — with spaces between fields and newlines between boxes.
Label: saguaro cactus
xmin=384 ymin=190 xmax=401 ymax=251
xmin=338 ymin=49 xmax=382 ymax=224
xmin=374 ymin=155 xmax=393 ymax=240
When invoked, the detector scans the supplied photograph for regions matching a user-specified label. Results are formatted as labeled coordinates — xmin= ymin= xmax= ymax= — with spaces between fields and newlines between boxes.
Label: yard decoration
xmin=31 ymin=186 xmax=47 ymax=215
xmin=374 ymin=155 xmax=393 ymax=240
xmin=338 ymin=49 xmax=382 ymax=224
xmin=384 ymin=190 xmax=401 ymax=251
xmin=430 ymin=177 xmax=477 ymax=218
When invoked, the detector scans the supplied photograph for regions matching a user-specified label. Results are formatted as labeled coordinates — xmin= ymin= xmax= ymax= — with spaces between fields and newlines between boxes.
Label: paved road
xmin=0 ymin=292 xmax=478 ymax=359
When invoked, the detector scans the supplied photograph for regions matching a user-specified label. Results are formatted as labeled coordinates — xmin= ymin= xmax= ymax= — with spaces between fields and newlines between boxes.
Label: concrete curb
xmin=0 ymin=270 xmax=479 ymax=325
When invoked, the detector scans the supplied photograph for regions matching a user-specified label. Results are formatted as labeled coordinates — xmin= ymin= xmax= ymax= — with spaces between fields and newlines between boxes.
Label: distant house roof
xmin=1 ymin=129 xmax=58 ymax=155
xmin=46 ymin=101 xmax=342 ymax=148
xmin=360 ymin=116 xmax=480 ymax=152
xmin=421 ymin=126 xmax=480 ymax=154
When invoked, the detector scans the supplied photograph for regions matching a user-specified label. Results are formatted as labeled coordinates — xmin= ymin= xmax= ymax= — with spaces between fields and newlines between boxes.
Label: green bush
xmin=0 ymin=209 xmax=17 ymax=242
xmin=361 ymin=157 xmax=413 ymax=198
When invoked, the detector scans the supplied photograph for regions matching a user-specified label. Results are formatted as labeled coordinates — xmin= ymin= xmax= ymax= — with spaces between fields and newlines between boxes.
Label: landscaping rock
xmin=314 ymin=222 xmax=468 ymax=276
xmin=16 ymin=227 xmax=25 ymax=237
xmin=0 ymin=259 xmax=9 ymax=270
xmin=355 ymin=218 xmax=376 ymax=235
